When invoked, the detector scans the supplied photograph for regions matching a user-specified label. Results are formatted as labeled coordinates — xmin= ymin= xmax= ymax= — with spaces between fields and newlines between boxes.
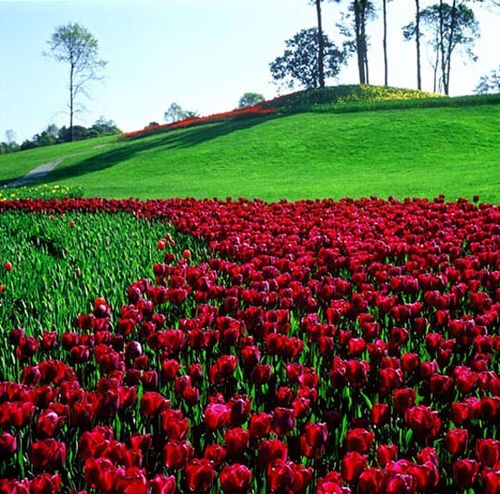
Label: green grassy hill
xmin=1 ymin=88 xmax=499 ymax=202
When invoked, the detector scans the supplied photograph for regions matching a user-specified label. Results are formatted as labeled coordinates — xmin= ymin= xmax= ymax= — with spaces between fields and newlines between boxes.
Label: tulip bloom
xmin=185 ymin=458 xmax=215 ymax=493
xmin=220 ymin=464 xmax=252 ymax=494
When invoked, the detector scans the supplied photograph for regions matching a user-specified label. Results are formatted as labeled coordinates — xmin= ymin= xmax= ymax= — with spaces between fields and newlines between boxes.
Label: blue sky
xmin=0 ymin=0 xmax=498 ymax=142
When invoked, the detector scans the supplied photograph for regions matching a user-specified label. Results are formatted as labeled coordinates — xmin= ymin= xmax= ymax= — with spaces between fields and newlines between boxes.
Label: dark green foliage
xmin=12 ymin=119 xmax=121 ymax=152
xmin=237 ymin=93 xmax=265 ymax=108
xmin=270 ymin=28 xmax=348 ymax=89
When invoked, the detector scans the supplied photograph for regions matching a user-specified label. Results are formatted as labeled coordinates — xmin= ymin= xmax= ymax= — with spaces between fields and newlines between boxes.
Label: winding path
xmin=3 ymin=144 xmax=111 ymax=189
xmin=5 ymin=160 xmax=63 ymax=188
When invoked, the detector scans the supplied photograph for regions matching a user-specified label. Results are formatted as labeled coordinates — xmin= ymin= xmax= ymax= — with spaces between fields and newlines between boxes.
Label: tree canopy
xmin=270 ymin=28 xmax=348 ymax=90
xmin=237 ymin=93 xmax=265 ymax=108
xmin=475 ymin=66 xmax=500 ymax=94
xmin=164 ymin=103 xmax=199 ymax=123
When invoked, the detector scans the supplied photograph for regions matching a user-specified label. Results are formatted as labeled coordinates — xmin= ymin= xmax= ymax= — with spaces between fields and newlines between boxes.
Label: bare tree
xmin=46 ymin=23 xmax=106 ymax=141
xmin=415 ymin=0 xmax=422 ymax=89
xmin=5 ymin=129 xmax=16 ymax=145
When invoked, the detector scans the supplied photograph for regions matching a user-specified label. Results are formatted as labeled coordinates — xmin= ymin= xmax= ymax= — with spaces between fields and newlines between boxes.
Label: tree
xmin=91 ymin=117 xmax=120 ymax=135
xmin=238 ymin=93 xmax=265 ymax=108
xmin=5 ymin=129 xmax=16 ymax=146
xmin=270 ymin=28 xmax=347 ymax=90
xmin=310 ymin=0 xmax=326 ymax=88
xmin=475 ymin=66 xmax=500 ymax=94
xmin=382 ymin=0 xmax=389 ymax=86
xmin=415 ymin=0 xmax=422 ymax=89
xmin=45 ymin=124 xmax=59 ymax=139
xmin=46 ymin=23 xmax=107 ymax=141
xmin=1 ymin=130 xmax=19 ymax=154
xmin=164 ymin=103 xmax=199 ymax=123
xmin=337 ymin=1 xmax=375 ymax=84
xmin=403 ymin=3 xmax=479 ymax=94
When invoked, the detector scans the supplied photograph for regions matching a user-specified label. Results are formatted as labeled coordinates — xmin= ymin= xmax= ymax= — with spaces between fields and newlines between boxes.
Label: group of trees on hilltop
xmin=0 ymin=118 xmax=120 ymax=155
xmin=156 ymin=93 xmax=266 ymax=129
xmin=270 ymin=0 xmax=488 ymax=95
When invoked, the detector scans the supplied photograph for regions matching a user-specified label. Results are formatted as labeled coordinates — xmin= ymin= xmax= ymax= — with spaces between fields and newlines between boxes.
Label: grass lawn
xmin=1 ymin=104 xmax=499 ymax=202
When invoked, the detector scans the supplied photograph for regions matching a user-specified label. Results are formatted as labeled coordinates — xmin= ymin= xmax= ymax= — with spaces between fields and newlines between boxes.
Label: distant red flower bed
xmin=121 ymin=104 xmax=277 ymax=140
xmin=0 ymin=196 xmax=498 ymax=493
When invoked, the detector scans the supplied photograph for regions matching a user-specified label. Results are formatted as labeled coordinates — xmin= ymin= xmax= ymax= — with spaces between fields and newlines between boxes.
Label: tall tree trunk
xmin=438 ymin=0 xmax=447 ymax=95
xmin=433 ymin=32 xmax=440 ymax=93
xmin=365 ymin=53 xmax=370 ymax=84
xmin=69 ymin=62 xmax=74 ymax=142
xmin=415 ymin=0 xmax=422 ymax=90
xmin=445 ymin=0 xmax=458 ymax=95
xmin=354 ymin=0 xmax=366 ymax=84
xmin=315 ymin=0 xmax=325 ymax=89
xmin=383 ymin=0 xmax=388 ymax=86
xmin=361 ymin=1 xmax=369 ymax=84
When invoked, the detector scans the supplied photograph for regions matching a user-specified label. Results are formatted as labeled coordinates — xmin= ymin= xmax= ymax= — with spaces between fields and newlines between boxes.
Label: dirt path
xmin=5 ymin=159 xmax=63 ymax=188
xmin=3 ymin=143 xmax=112 ymax=189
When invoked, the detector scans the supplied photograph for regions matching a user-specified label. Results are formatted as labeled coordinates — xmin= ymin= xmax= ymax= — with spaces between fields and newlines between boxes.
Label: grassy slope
xmin=1 ymin=105 xmax=499 ymax=202
xmin=0 ymin=136 xmax=115 ymax=184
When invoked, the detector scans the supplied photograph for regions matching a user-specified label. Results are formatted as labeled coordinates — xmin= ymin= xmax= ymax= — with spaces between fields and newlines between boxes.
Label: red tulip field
xmin=0 ymin=197 xmax=498 ymax=494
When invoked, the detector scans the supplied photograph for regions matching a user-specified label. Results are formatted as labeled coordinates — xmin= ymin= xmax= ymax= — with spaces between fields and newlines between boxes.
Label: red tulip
xmin=30 ymin=439 xmax=66 ymax=471
xmin=393 ymin=388 xmax=416 ymax=411
xmin=161 ymin=408 xmax=190 ymax=441
xmin=346 ymin=428 xmax=374 ymax=454
xmin=204 ymin=403 xmax=230 ymax=430
xmin=358 ymin=467 xmax=386 ymax=494
xmin=140 ymin=392 xmax=166 ymax=417
xmin=341 ymin=451 xmax=367 ymax=483
xmin=249 ymin=412 xmax=272 ymax=438
xmin=163 ymin=440 xmax=193 ymax=470
xmin=203 ymin=443 xmax=226 ymax=467
xmin=267 ymin=461 xmax=312 ymax=494
xmin=220 ymin=464 xmax=252 ymax=493
xmin=36 ymin=410 xmax=64 ymax=438
xmin=149 ymin=474 xmax=176 ymax=494
xmin=377 ymin=444 xmax=398 ymax=467
xmin=272 ymin=407 xmax=295 ymax=436
xmin=115 ymin=468 xmax=147 ymax=494
xmin=385 ymin=473 xmax=416 ymax=494
xmin=185 ymin=458 xmax=215 ymax=493
xmin=371 ymin=403 xmax=390 ymax=426
xmin=84 ymin=457 xmax=117 ymax=492
xmin=224 ymin=428 xmax=250 ymax=457
xmin=444 ymin=428 xmax=469 ymax=455
xmin=0 ymin=432 xmax=17 ymax=460
xmin=29 ymin=474 xmax=61 ymax=494
xmin=475 ymin=438 xmax=500 ymax=467
xmin=258 ymin=438 xmax=288 ymax=465
xmin=482 ymin=468 xmax=500 ymax=494
xmin=452 ymin=458 xmax=479 ymax=489
xmin=404 ymin=405 xmax=441 ymax=439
